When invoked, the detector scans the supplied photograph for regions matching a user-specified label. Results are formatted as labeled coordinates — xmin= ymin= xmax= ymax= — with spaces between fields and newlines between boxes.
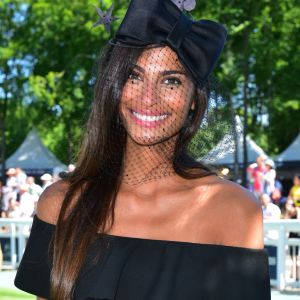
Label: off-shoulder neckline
xmin=34 ymin=215 xmax=266 ymax=253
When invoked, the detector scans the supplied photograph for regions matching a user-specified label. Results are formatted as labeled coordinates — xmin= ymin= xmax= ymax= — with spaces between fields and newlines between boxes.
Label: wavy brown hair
xmin=50 ymin=44 xmax=212 ymax=299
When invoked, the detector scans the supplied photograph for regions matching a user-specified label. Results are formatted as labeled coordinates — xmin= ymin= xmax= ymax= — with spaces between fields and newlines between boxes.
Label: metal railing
xmin=0 ymin=218 xmax=32 ymax=269
xmin=0 ymin=218 xmax=300 ymax=291
xmin=264 ymin=219 xmax=300 ymax=290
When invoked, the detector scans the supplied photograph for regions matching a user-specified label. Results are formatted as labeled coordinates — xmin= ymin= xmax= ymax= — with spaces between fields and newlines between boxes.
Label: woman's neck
xmin=122 ymin=136 xmax=177 ymax=185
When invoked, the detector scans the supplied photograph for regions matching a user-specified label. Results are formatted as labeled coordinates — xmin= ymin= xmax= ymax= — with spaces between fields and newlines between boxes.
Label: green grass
xmin=0 ymin=288 xmax=35 ymax=300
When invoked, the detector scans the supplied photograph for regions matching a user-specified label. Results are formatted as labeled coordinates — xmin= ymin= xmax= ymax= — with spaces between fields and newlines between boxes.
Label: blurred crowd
xmin=247 ymin=154 xmax=300 ymax=221
xmin=0 ymin=159 xmax=299 ymax=221
xmin=247 ymin=155 xmax=300 ymax=281
xmin=0 ymin=161 xmax=299 ymax=277
xmin=0 ymin=165 xmax=75 ymax=219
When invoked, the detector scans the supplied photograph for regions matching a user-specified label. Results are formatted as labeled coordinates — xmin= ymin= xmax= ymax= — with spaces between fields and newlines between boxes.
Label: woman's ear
xmin=190 ymin=99 xmax=195 ymax=110
xmin=190 ymin=85 xmax=197 ymax=111
xmin=188 ymin=99 xmax=195 ymax=121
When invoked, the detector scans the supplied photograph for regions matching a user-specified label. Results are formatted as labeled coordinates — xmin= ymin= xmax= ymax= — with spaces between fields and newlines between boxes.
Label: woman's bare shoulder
xmin=196 ymin=176 xmax=264 ymax=249
xmin=194 ymin=175 xmax=259 ymax=205
xmin=36 ymin=180 xmax=70 ymax=225
xmin=207 ymin=176 xmax=260 ymax=209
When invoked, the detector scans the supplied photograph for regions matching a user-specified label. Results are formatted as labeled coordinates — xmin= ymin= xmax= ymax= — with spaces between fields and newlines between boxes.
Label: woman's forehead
xmin=135 ymin=46 xmax=185 ymax=72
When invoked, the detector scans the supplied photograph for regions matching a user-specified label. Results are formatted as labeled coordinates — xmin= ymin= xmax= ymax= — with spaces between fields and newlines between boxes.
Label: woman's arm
xmin=34 ymin=181 xmax=68 ymax=300
xmin=15 ymin=181 xmax=69 ymax=299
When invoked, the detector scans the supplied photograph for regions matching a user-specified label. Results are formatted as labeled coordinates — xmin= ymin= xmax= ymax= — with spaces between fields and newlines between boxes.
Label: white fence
xmin=0 ymin=218 xmax=32 ymax=269
xmin=0 ymin=218 xmax=300 ymax=291
xmin=264 ymin=219 xmax=300 ymax=290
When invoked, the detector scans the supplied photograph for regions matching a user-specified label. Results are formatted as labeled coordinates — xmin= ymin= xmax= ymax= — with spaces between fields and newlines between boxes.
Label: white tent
xmin=276 ymin=133 xmax=300 ymax=167
xmin=5 ymin=129 xmax=66 ymax=174
xmin=201 ymin=116 xmax=267 ymax=166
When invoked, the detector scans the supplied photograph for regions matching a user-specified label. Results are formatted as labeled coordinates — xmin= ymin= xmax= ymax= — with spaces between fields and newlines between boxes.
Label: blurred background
xmin=0 ymin=0 xmax=299 ymax=299
xmin=1 ymin=0 xmax=300 ymax=186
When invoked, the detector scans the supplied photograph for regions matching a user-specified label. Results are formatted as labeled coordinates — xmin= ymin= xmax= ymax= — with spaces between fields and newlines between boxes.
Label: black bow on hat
xmin=112 ymin=0 xmax=227 ymax=86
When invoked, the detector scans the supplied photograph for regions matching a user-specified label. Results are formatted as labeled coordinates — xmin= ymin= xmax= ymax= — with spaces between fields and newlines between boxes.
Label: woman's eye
xmin=128 ymin=72 xmax=141 ymax=82
xmin=163 ymin=77 xmax=182 ymax=86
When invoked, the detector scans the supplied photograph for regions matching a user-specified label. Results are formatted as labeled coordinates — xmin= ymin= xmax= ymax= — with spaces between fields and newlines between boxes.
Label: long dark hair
xmin=50 ymin=44 xmax=212 ymax=299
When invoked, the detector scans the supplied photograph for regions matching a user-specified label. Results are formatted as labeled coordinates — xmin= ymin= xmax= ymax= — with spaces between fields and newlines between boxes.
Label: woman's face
xmin=285 ymin=200 xmax=296 ymax=213
xmin=293 ymin=176 xmax=300 ymax=186
xmin=120 ymin=46 xmax=195 ymax=145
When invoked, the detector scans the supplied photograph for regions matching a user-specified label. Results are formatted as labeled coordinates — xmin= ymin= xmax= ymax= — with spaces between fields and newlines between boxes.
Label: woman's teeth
xmin=132 ymin=111 xmax=168 ymax=122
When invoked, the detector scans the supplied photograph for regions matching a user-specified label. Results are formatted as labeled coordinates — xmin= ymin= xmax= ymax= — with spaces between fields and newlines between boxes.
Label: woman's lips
xmin=128 ymin=109 xmax=169 ymax=128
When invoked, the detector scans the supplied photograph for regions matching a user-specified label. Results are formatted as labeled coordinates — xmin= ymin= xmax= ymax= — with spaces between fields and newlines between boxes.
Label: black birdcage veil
xmin=92 ymin=45 xmax=233 ymax=186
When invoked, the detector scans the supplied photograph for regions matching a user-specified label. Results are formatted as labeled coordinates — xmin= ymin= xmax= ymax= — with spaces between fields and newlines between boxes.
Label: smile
xmin=127 ymin=109 xmax=170 ymax=128
xmin=132 ymin=110 xmax=169 ymax=122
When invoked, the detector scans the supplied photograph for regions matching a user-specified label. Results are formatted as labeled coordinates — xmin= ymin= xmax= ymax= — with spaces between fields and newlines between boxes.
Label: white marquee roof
xmin=5 ymin=129 xmax=66 ymax=171
xmin=276 ymin=133 xmax=300 ymax=163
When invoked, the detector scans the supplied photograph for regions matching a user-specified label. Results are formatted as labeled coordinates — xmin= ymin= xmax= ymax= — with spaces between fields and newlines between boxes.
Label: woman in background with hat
xmin=1 ymin=168 xmax=18 ymax=217
xmin=15 ymin=1 xmax=270 ymax=299
xmin=40 ymin=173 xmax=53 ymax=191
xmin=263 ymin=158 xmax=276 ymax=196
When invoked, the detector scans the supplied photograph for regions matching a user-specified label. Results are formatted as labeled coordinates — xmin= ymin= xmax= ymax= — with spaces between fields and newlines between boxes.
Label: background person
xmin=271 ymin=187 xmax=286 ymax=209
xmin=260 ymin=193 xmax=281 ymax=220
xmin=247 ymin=155 xmax=267 ymax=198
xmin=1 ymin=169 xmax=18 ymax=217
xmin=15 ymin=167 xmax=27 ymax=186
xmin=40 ymin=173 xmax=53 ymax=190
xmin=263 ymin=159 xmax=276 ymax=196
xmin=18 ymin=184 xmax=35 ymax=218
xmin=5 ymin=168 xmax=18 ymax=201
xmin=288 ymin=174 xmax=300 ymax=209
xmin=27 ymin=176 xmax=43 ymax=202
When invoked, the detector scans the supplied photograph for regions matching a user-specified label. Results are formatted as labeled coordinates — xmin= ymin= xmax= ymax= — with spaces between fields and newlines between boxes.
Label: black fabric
xmin=15 ymin=215 xmax=271 ymax=300
xmin=14 ymin=215 xmax=53 ymax=299
xmin=112 ymin=0 xmax=227 ymax=87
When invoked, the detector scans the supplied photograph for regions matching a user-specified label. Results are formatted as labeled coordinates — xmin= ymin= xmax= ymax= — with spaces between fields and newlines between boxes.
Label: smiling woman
xmin=116 ymin=44 xmax=212 ymax=185
xmin=120 ymin=47 xmax=195 ymax=146
xmin=14 ymin=0 xmax=271 ymax=300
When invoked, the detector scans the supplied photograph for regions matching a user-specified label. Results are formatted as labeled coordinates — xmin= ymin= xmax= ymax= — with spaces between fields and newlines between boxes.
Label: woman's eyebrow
xmin=133 ymin=65 xmax=186 ymax=76
xmin=160 ymin=70 xmax=187 ymax=76
xmin=132 ymin=65 xmax=144 ymax=72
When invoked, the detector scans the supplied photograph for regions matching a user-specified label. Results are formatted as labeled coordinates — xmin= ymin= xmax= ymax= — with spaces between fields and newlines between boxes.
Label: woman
xmin=263 ymin=159 xmax=276 ymax=196
xmin=288 ymin=174 xmax=300 ymax=208
xmin=15 ymin=0 xmax=271 ymax=299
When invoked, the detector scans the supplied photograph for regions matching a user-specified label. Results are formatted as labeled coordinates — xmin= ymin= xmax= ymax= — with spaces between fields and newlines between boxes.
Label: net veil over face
xmin=121 ymin=47 xmax=194 ymax=147
xmin=99 ymin=44 xmax=232 ymax=186
xmin=119 ymin=46 xmax=194 ymax=184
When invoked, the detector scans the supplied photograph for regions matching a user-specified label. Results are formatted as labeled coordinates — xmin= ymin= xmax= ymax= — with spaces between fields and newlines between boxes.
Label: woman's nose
xmin=141 ymin=81 xmax=157 ymax=106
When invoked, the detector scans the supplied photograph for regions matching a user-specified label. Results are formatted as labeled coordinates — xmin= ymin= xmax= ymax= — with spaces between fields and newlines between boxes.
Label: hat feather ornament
xmin=92 ymin=1 xmax=118 ymax=34
xmin=170 ymin=0 xmax=196 ymax=11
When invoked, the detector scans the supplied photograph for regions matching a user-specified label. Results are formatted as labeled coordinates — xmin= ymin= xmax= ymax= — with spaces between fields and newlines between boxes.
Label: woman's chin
xmin=127 ymin=130 xmax=180 ymax=147
xmin=128 ymin=134 xmax=166 ymax=146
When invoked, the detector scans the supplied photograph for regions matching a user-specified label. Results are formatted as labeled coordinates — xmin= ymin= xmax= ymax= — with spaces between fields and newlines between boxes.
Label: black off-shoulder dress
xmin=15 ymin=216 xmax=271 ymax=299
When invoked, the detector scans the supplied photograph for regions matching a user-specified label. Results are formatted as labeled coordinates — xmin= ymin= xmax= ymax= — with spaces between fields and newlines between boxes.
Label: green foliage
xmin=0 ymin=0 xmax=299 ymax=165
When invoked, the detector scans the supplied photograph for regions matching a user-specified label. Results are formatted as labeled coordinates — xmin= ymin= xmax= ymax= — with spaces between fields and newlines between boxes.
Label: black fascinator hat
xmin=91 ymin=0 xmax=233 ymax=184
xmin=112 ymin=0 xmax=227 ymax=87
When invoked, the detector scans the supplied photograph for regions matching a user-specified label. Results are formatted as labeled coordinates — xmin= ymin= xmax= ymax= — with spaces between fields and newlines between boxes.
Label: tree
xmin=3 ymin=0 xmax=125 ymax=163
xmin=1 ymin=0 xmax=299 ymax=180
xmin=0 ymin=0 xmax=28 ymax=182
xmin=195 ymin=0 xmax=300 ymax=182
